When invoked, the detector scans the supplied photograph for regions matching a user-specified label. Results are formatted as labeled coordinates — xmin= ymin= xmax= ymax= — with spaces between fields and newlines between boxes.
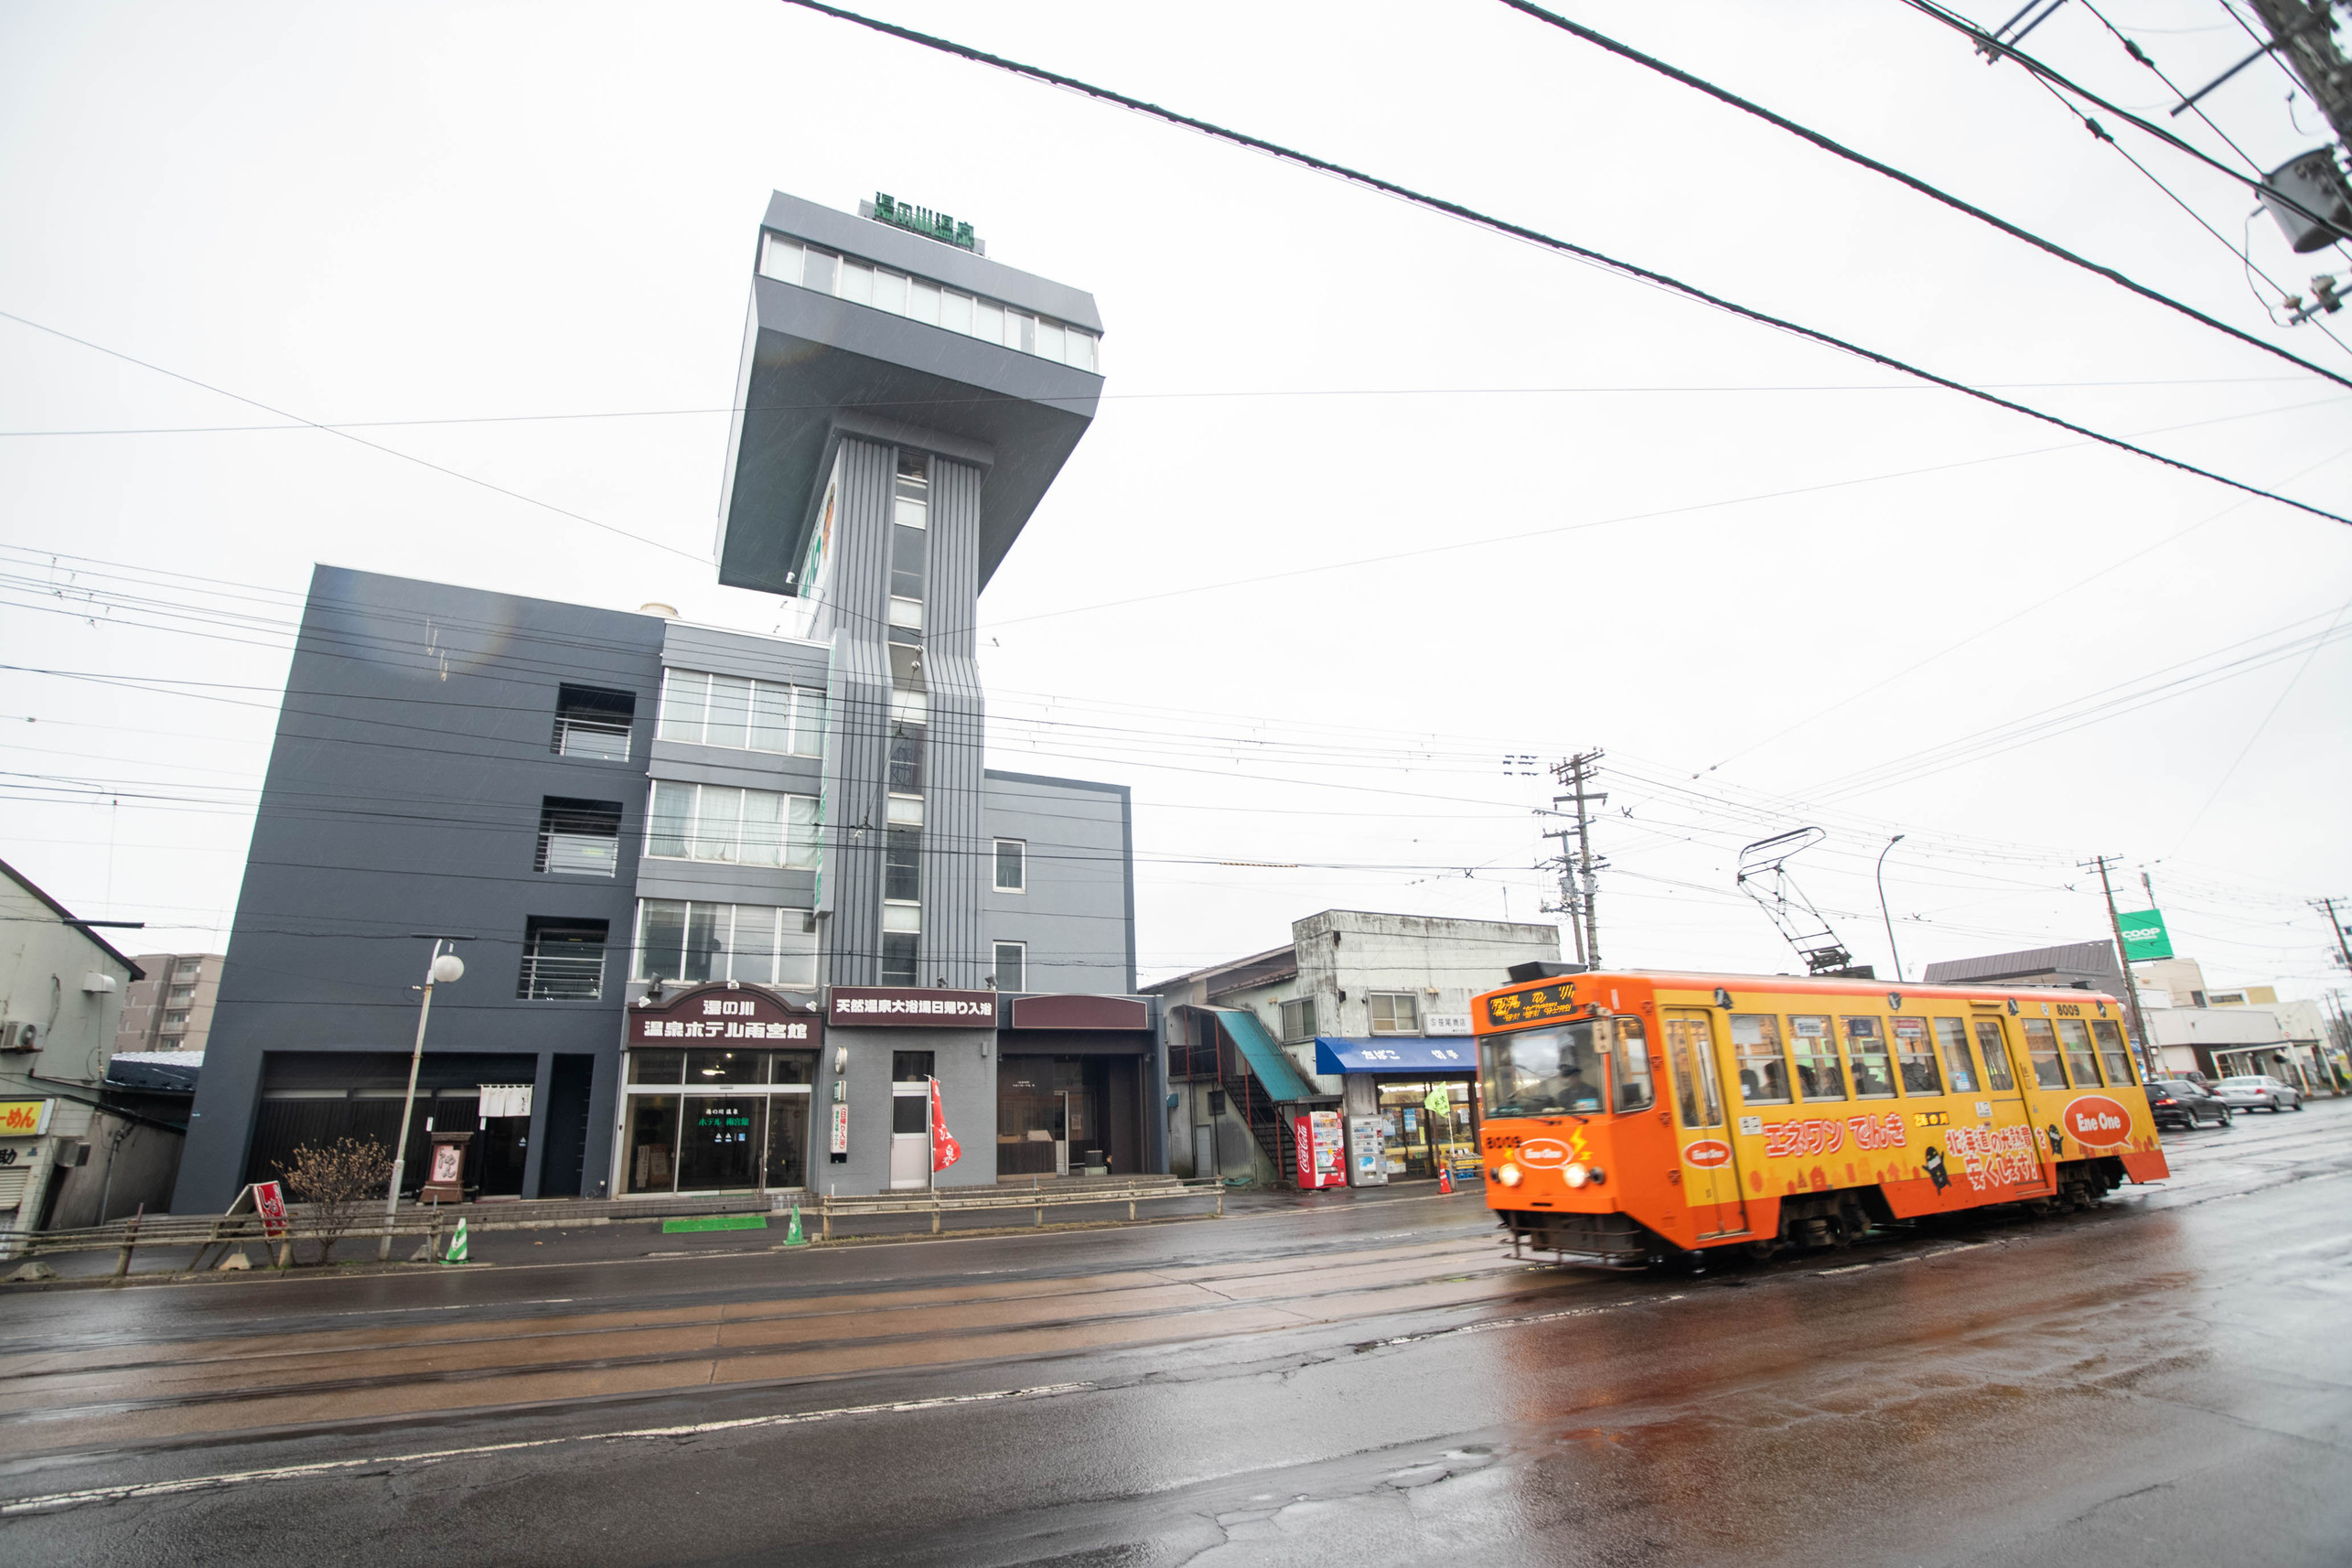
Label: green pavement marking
xmin=661 ymin=1214 xmax=769 ymax=1234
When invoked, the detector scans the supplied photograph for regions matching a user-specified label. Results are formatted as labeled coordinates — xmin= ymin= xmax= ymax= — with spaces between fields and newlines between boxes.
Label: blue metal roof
xmin=1201 ymin=1008 xmax=1316 ymax=1101
xmin=1314 ymin=1036 xmax=1477 ymax=1075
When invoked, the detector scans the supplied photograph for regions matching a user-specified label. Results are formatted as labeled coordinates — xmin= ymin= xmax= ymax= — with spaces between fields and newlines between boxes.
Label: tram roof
xmin=1479 ymin=969 xmax=2123 ymax=1004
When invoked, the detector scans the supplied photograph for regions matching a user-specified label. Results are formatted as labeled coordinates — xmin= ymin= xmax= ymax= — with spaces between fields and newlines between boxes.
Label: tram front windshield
xmin=1481 ymin=1023 xmax=1606 ymax=1116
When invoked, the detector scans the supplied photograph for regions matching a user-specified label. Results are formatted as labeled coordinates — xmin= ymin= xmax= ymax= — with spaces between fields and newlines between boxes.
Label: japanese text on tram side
xmin=1943 ymin=1123 xmax=2038 ymax=1190
xmin=1762 ymin=1113 xmax=1906 ymax=1159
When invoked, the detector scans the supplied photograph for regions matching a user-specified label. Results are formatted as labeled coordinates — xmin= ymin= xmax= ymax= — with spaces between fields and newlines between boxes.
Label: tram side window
xmin=1609 ymin=1016 xmax=1654 ymax=1112
xmin=1664 ymin=1015 xmax=1725 ymax=1128
xmin=1974 ymin=1018 xmax=2017 ymax=1090
xmin=1931 ymin=1017 xmax=1979 ymax=1093
xmin=1891 ymin=1016 xmax=1941 ymax=1094
xmin=2091 ymin=1019 xmax=2135 ymax=1085
xmin=1788 ymin=1015 xmax=1845 ymax=1100
xmin=2021 ymin=1018 xmax=2067 ymax=1089
xmin=2056 ymin=1018 xmax=2102 ymax=1086
xmin=1842 ymin=1016 xmax=1896 ymax=1098
xmin=1730 ymin=1014 xmax=1790 ymax=1103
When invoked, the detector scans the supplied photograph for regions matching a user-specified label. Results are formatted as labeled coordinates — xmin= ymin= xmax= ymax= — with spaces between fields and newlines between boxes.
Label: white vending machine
xmin=1348 ymin=1114 xmax=1390 ymax=1187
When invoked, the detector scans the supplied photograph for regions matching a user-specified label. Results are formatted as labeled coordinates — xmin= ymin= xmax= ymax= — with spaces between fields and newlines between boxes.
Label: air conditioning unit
xmin=0 ymin=1021 xmax=39 ymax=1054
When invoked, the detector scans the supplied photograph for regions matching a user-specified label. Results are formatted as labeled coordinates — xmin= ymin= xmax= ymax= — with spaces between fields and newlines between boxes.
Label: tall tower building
xmin=715 ymin=190 xmax=1105 ymax=994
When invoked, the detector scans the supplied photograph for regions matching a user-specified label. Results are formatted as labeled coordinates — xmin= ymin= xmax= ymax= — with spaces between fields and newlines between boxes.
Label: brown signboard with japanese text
xmin=1484 ymin=983 xmax=1587 ymax=1030
xmin=630 ymin=983 xmax=823 ymax=1047
xmin=828 ymin=986 xmax=998 ymax=1027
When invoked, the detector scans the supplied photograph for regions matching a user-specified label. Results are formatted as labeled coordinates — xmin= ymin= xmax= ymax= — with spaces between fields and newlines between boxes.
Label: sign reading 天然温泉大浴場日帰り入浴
xmin=2118 ymin=908 xmax=2174 ymax=961
xmin=828 ymin=988 xmax=997 ymax=1027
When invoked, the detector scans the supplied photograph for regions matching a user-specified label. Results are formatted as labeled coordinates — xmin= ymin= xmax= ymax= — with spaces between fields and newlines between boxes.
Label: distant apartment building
xmin=1145 ymin=910 xmax=1561 ymax=1188
xmin=115 ymin=952 xmax=223 ymax=1054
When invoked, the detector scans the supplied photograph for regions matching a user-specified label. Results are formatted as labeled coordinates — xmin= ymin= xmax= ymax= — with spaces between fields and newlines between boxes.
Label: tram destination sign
xmin=1485 ymin=984 xmax=1585 ymax=1029
xmin=829 ymin=986 xmax=998 ymax=1027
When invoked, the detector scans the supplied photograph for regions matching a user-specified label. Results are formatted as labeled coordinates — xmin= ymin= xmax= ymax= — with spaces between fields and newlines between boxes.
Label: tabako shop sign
xmin=631 ymin=983 xmax=822 ymax=1046
xmin=829 ymin=987 xmax=998 ymax=1027
xmin=1485 ymin=983 xmax=1585 ymax=1029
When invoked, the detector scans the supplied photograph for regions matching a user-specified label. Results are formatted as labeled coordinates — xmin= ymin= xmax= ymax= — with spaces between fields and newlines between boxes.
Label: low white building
xmin=0 ymin=859 xmax=144 ymax=1243
xmin=1145 ymin=910 xmax=1561 ymax=1187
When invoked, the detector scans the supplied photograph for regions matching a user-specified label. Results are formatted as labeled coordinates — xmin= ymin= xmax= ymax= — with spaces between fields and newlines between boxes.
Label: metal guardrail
xmin=0 ymin=1178 xmax=1223 ymax=1273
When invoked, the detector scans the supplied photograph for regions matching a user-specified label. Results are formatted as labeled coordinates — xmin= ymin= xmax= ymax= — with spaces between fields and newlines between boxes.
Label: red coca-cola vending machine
xmin=1293 ymin=1109 xmax=1345 ymax=1189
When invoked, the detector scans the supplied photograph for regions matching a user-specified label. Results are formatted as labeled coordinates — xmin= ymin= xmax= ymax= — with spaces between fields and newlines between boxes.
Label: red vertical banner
xmin=929 ymin=1077 xmax=962 ymax=1173
xmin=253 ymin=1180 xmax=288 ymax=1239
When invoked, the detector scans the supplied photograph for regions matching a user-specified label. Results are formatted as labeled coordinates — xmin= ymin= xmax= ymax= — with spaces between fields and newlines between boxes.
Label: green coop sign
xmin=2118 ymin=908 xmax=2174 ymax=961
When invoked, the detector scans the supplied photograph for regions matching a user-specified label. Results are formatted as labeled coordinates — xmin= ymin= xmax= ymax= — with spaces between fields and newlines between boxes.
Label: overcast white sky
xmin=3 ymin=0 xmax=2347 ymax=1003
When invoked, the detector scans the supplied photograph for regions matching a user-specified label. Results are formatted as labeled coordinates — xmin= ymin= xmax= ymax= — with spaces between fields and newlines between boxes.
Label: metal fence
xmin=0 ymin=1176 xmax=1222 ymax=1274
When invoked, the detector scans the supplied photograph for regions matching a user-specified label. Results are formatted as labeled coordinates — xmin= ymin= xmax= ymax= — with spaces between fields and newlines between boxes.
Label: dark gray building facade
xmin=176 ymin=191 xmax=1157 ymax=1211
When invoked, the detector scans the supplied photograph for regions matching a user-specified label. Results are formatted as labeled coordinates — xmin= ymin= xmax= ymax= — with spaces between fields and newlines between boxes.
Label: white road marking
xmin=0 ymin=1382 xmax=1093 ymax=1517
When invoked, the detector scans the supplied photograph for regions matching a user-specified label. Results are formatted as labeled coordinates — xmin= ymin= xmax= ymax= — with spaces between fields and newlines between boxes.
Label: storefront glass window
xmin=765 ymin=1096 xmax=811 ymax=1188
xmin=1373 ymin=1080 xmax=1475 ymax=1180
xmin=688 ymin=1048 xmax=763 ymax=1084
xmin=677 ymin=1095 xmax=766 ymax=1190
xmin=629 ymin=1050 xmax=685 ymax=1085
xmin=768 ymin=1051 xmax=816 ymax=1084
xmin=624 ymin=1095 xmax=679 ymax=1193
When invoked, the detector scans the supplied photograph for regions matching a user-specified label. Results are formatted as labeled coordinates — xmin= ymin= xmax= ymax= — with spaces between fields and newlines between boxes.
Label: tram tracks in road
xmin=0 ymin=1235 xmax=1589 ymax=1455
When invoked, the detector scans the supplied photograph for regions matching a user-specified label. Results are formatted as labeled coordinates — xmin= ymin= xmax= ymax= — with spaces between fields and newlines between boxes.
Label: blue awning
xmin=1314 ymin=1036 xmax=1478 ymax=1075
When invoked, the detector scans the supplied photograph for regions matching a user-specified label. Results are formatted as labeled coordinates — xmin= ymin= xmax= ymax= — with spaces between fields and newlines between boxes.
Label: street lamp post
xmin=380 ymin=936 xmax=467 ymax=1262
xmin=1876 ymin=835 xmax=1906 ymax=984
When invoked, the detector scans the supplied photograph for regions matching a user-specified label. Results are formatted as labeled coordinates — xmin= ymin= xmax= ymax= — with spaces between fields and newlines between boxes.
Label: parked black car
xmin=2147 ymin=1079 xmax=2231 ymax=1131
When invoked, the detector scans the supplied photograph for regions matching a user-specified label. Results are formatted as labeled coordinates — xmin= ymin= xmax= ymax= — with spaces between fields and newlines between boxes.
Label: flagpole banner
xmin=929 ymin=1077 xmax=962 ymax=1173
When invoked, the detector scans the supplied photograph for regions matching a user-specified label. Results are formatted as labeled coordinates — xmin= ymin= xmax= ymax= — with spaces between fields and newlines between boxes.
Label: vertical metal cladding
xmin=922 ymin=456 xmax=987 ymax=988
xmin=821 ymin=436 xmax=897 ymax=986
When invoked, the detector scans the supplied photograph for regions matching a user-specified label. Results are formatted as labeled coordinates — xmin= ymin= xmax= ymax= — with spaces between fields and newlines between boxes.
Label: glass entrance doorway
xmin=620 ymin=1047 xmax=815 ymax=1195
xmin=1372 ymin=1079 xmax=1476 ymax=1180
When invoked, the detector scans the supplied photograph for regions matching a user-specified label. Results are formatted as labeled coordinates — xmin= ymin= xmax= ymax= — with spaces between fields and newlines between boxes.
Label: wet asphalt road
xmin=1 ymin=1102 xmax=2347 ymax=1566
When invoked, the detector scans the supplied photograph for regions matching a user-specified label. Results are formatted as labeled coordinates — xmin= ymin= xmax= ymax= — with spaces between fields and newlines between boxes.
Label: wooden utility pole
xmin=1550 ymin=752 xmax=1606 ymax=969
xmin=2082 ymin=854 xmax=2160 ymax=1078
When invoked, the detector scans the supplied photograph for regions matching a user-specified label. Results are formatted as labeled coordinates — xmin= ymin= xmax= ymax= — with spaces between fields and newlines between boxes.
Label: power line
xmin=773 ymin=0 xmax=2352 ymax=530
xmin=1495 ymin=0 xmax=2352 ymax=391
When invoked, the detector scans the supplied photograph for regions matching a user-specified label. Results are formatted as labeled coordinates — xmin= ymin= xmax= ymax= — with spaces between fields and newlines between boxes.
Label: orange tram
xmin=1474 ymin=969 xmax=2169 ymax=1264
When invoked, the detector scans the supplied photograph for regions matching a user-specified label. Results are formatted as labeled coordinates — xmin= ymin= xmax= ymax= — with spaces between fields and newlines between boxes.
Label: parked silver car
xmin=2214 ymin=1074 xmax=2304 ymax=1113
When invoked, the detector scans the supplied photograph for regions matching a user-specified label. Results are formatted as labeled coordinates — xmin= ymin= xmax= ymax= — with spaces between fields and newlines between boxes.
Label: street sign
xmin=2118 ymin=908 xmax=2174 ymax=961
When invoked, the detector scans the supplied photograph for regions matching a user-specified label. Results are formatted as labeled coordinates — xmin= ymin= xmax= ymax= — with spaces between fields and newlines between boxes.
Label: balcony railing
xmin=518 ymin=949 xmax=606 ymax=1001
xmin=553 ymin=714 xmax=631 ymax=761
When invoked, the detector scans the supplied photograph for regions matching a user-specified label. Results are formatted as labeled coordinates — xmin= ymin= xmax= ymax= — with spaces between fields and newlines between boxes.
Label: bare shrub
xmin=281 ymin=1137 xmax=392 ymax=1265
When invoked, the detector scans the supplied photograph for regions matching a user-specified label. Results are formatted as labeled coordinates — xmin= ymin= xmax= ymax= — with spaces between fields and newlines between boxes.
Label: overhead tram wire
xmin=0 ymin=309 xmax=713 ymax=567
xmin=773 ymin=0 xmax=2350 ymax=531
xmin=1494 ymin=0 xmax=2352 ymax=392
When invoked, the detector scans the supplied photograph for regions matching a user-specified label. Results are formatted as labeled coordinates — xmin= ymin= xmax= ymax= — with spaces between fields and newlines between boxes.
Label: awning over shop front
xmin=1314 ymin=1036 xmax=1477 ymax=1075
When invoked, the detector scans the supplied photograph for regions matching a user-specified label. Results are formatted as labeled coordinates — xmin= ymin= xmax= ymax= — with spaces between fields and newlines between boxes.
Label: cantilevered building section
xmin=714 ymin=190 xmax=1106 ymax=996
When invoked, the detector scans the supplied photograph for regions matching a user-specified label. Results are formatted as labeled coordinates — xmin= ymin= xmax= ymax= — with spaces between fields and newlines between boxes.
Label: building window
xmin=162 ymin=1011 xmax=190 ymax=1030
xmin=993 ymin=840 xmax=1026 ymax=893
xmin=167 ymin=985 xmax=196 ymax=1004
xmin=885 ymin=827 xmax=922 ymax=903
xmin=892 ymin=1051 xmax=936 ymax=1081
xmin=1280 ymin=997 xmax=1317 ymax=1043
xmin=537 ymin=797 xmax=624 ymax=877
xmin=645 ymin=781 xmax=821 ymax=869
xmin=658 ymin=670 xmax=826 ymax=757
xmin=757 ymin=230 xmax=1102 ymax=372
xmin=172 ymin=961 xmax=200 ymax=983
xmin=1368 ymin=993 xmax=1420 ymax=1036
xmin=993 ymin=941 xmax=1026 ymax=992
xmin=552 ymin=684 xmax=636 ymax=760
xmin=881 ymin=932 xmax=918 ymax=986
xmin=519 ymin=918 xmax=609 ymax=1001
xmin=634 ymin=900 xmax=818 ymax=988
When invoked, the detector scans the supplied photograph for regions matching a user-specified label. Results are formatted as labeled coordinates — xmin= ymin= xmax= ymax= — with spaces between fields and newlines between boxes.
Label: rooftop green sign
xmin=873 ymin=193 xmax=978 ymax=252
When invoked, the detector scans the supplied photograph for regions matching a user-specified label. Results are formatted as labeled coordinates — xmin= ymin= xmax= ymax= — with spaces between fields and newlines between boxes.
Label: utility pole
xmin=2082 ymin=855 xmax=2160 ymax=1078
xmin=1547 ymin=752 xmax=1606 ymax=969
xmin=1539 ymin=824 xmax=1585 ymax=966
xmin=2315 ymin=896 xmax=2352 ymax=976
xmin=2246 ymin=0 xmax=2352 ymax=155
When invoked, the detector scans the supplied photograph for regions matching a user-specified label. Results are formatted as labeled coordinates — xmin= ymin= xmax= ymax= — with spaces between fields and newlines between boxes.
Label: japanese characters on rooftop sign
xmin=630 ymin=983 xmax=822 ymax=1047
xmin=872 ymin=192 xmax=978 ymax=252
xmin=829 ymin=986 xmax=997 ymax=1027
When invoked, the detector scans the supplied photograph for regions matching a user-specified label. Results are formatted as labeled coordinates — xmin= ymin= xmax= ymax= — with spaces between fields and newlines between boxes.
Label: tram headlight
xmin=1563 ymin=1163 xmax=1590 ymax=1188
xmin=1495 ymin=1162 xmax=1522 ymax=1187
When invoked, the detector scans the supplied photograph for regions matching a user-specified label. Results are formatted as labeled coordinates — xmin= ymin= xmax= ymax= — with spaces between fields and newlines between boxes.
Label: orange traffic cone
xmin=1438 ymin=1163 xmax=1454 ymax=1195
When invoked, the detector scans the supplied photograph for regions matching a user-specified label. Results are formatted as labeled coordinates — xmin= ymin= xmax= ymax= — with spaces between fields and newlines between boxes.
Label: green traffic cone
xmin=782 ymin=1199 xmax=807 ymax=1247
xmin=444 ymin=1217 xmax=469 ymax=1264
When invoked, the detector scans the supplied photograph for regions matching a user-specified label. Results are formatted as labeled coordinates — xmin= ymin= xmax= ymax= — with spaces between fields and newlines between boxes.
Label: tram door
xmin=1663 ymin=1010 xmax=1750 ymax=1239
xmin=1969 ymin=1015 xmax=2052 ymax=1198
